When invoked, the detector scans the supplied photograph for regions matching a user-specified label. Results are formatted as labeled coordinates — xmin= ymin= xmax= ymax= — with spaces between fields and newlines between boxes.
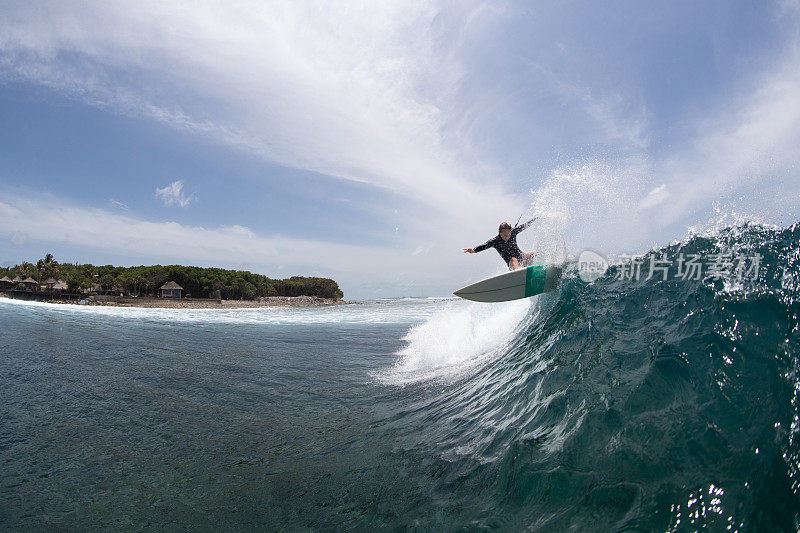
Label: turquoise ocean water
xmin=1 ymin=223 xmax=799 ymax=530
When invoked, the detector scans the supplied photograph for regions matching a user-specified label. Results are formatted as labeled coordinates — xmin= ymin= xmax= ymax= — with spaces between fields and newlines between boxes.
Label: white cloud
xmin=0 ymin=1 xmax=517 ymax=224
xmin=555 ymin=81 xmax=649 ymax=151
xmin=11 ymin=231 xmax=27 ymax=246
xmin=0 ymin=3 xmax=666 ymax=251
xmin=109 ymin=199 xmax=129 ymax=210
xmin=637 ymin=184 xmax=669 ymax=211
xmin=0 ymin=195 xmax=362 ymax=273
xmin=155 ymin=180 xmax=194 ymax=208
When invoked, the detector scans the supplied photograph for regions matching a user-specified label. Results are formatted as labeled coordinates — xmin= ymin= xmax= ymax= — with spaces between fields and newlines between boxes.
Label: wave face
xmin=384 ymin=223 xmax=800 ymax=530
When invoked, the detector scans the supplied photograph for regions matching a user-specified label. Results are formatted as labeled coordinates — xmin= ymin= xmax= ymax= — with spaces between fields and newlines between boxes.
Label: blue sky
xmin=1 ymin=1 xmax=799 ymax=298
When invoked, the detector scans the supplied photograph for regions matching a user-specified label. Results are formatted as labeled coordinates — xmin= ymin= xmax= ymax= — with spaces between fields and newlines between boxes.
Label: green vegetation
xmin=1 ymin=254 xmax=344 ymax=300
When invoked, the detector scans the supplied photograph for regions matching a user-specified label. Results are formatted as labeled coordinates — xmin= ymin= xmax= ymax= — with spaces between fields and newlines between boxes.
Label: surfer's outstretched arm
xmin=471 ymin=238 xmax=495 ymax=253
xmin=513 ymin=217 xmax=537 ymax=236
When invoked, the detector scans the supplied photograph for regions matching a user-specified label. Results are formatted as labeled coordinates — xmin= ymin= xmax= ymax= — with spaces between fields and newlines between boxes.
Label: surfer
xmin=464 ymin=219 xmax=536 ymax=270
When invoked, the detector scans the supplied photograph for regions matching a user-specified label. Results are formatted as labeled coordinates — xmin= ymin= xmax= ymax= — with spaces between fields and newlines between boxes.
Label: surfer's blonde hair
xmin=498 ymin=222 xmax=512 ymax=232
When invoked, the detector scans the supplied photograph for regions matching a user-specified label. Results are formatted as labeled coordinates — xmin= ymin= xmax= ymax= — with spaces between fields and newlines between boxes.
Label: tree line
xmin=1 ymin=254 xmax=344 ymax=300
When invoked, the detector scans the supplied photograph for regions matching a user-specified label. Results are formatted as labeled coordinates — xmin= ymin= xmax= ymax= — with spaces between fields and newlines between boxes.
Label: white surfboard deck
xmin=454 ymin=263 xmax=563 ymax=303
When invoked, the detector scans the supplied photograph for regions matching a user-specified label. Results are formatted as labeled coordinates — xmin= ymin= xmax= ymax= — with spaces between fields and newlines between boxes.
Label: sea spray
xmin=382 ymin=297 xmax=533 ymax=385
xmin=522 ymin=161 xmax=649 ymax=258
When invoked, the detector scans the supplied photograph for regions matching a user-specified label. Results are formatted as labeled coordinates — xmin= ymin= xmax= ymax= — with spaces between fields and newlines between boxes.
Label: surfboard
xmin=453 ymin=263 xmax=563 ymax=302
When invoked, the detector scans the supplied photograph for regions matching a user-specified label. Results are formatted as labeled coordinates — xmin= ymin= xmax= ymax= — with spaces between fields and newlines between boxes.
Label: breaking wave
xmin=382 ymin=222 xmax=800 ymax=530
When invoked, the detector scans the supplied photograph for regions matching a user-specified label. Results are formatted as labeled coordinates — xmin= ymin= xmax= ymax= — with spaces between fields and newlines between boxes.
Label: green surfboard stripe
xmin=524 ymin=265 xmax=547 ymax=297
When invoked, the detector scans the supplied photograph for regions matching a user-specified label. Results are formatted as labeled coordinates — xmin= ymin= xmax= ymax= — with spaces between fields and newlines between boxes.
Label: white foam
xmin=0 ymin=296 xmax=449 ymax=325
xmin=379 ymin=297 xmax=533 ymax=385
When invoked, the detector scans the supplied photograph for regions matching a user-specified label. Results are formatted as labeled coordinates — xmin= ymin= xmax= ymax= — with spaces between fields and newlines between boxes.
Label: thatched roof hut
xmin=160 ymin=281 xmax=183 ymax=299
xmin=82 ymin=283 xmax=102 ymax=294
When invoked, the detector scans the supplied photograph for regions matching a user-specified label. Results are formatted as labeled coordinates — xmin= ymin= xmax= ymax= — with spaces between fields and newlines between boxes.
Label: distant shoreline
xmin=0 ymin=293 xmax=352 ymax=309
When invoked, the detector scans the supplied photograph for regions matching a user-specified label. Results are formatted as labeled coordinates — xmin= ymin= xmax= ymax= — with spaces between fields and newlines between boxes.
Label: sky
xmin=1 ymin=0 xmax=799 ymax=299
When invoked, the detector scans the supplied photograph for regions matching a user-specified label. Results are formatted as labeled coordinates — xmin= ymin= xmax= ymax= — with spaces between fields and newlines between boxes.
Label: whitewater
xmin=1 ymin=221 xmax=799 ymax=530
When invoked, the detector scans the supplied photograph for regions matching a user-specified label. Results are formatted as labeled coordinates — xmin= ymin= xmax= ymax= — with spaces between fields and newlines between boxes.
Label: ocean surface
xmin=1 ymin=223 xmax=799 ymax=531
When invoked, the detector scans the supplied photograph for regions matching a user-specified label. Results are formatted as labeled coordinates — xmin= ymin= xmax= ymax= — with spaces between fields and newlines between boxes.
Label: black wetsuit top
xmin=473 ymin=218 xmax=536 ymax=265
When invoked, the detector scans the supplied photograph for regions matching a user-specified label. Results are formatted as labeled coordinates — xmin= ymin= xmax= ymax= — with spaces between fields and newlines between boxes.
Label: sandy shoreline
xmin=1 ymin=293 xmax=353 ymax=309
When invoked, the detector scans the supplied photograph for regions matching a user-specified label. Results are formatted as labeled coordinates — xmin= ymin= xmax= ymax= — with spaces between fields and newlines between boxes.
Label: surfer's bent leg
xmin=508 ymin=257 xmax=520 ymax=270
